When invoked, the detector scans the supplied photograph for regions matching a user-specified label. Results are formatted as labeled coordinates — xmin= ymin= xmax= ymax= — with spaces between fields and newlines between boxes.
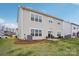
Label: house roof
xmin=19 ymin=6 xmax=64 ymax=21
xmin=71 ymin=23 xmax=79 ymax=26
xmin=18 ymin=5 xmax=79 ymax=26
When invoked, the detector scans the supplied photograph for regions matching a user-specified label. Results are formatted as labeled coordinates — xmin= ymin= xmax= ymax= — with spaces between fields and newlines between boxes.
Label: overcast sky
xmin=0 ymin=3 xmax=79 ymax=28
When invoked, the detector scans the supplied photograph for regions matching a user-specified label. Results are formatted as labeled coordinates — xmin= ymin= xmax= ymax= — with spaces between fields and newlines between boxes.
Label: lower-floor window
xmin=31 ymin=33 xmax=34 ymax=36
xmin=35 ymin=29 xmax=38 ymax=36
xmin=73 ymin=32 xmax=76 ymax=36
xmin=31 ymin=29 xmax=34 ymax=36
xmin=57 ymin=32 xmax=61 ymax=36
xmin=31 ymin=29 xmax=42 ymax=37
xmin=39 ymin=33 xmax=42 ymax=36
xmin=39 ymin=30 xmax=42 ymax=36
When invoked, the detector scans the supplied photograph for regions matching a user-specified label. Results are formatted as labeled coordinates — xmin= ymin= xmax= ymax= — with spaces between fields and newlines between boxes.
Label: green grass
xmin=0 ymin=37 xmax=79 ymax=56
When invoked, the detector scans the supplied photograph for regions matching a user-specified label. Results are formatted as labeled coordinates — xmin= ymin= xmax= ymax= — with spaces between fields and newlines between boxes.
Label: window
xmin=31 ymin=29 xmax=34 ymax=36
xmin=31 ymin=14 xmax=34 ymax=21
xmin=35 ymin=29 xmax=38 ymax=36
xmin=57 ymin=32 xmax=61 ymax=36
xmin=31 ymin=13 xmax=42 ymax=23
xmin=73 ymin=32 xmax=76 ymax=36
xmin=39 ymin=30 xmax=42 ymax=36
xmin=35 ymin=15 xmax=38 ymax=22
xmin=31 ymin=29 xmax=42 ymax=37
xmin=57 ymin=22 xmax=61 ymax=25
xmin=73 ymin=27 xmax=76 ymax=30
xmin=39 ymin=16 xmax=42 ymax=22
xmin=48 ymin=20 xmax=53 ymax=24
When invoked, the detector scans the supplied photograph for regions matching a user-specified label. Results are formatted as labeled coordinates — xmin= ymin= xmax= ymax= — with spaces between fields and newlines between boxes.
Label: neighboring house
xmin=62 ymin=21 xmax=79 ymax=38
xmin=3 ymin=26 xmax=17 ymax=35
xmin=62 ymin=21 xmax=72 ymax=38
xmin=0 ymin=24 xmax=4 ymax=36
xmin=0 ymin=23 xmax=17 ymax=37
xmin=17 ymin=6 xmax=79 ymax=40
xmin=71 ymin=23 xmax=79 ymax=38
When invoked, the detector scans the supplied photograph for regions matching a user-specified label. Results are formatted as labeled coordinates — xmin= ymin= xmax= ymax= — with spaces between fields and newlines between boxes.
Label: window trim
xmin=31 ymin=28 xmax=42 ymax=37
xmin=31 ymin=14 xmax=35 ymax=21
xmin=31 ymin=13 xmax=42 ymax=23
xmin=48 ymin=19 xmax=53 ymax=24
xmin=39 ymin=16 xmax=42 ymax=22
xmin=35 ymin=15 xmax=39 ymax=22
xmin=31 ymin=29 xmax=35 ymax=36
xmin=39 ymin=30 xmax=42 ymax=36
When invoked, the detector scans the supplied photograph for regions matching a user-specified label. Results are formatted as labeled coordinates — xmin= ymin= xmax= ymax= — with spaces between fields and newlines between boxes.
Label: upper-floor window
xmin=73 ymin=27 xmax=76 ymax=30
xmin=31 ymin=14 xmax=34 ymax=21
xmin=48 ymin=20 xmax=53 ymax=24
xmin=35 ymin=15 xmax=38 ymax=22
xmin=31 ymin=13 xmax=42 ymax=23
xmin=39 ymin=16 xmax=42 ymax=22
xmin=57 ymin=22 xmax=61 ymax=25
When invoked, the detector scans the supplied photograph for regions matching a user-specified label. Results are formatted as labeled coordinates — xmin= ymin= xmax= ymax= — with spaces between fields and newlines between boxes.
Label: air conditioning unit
xmin=27 ymin=35 xmax=32 ymax=41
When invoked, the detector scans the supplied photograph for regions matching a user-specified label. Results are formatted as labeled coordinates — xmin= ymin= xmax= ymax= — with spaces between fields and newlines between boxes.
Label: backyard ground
xmin=0 ymin=37 xmax=79 ymax=56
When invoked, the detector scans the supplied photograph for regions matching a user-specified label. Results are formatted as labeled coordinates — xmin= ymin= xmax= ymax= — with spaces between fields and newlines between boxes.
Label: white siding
xmin=71 ymin=24 xmax=79 ymax=37
xmin=17 ymin=7 xmax=63 ymax=40
xmin=63 ymin=21 xmax=72 ymax=37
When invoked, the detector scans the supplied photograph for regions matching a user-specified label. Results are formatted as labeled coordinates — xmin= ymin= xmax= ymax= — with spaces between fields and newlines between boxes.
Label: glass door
xmin=48 ymin=31 xmax=53 ymax=38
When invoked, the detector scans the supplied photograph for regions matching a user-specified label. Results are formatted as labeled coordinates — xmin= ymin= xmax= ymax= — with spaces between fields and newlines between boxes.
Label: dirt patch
xmin=15 ymin=39 xmax=48 ymax=44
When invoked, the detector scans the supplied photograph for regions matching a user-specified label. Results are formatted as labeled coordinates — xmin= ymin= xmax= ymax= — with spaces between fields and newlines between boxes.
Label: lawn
xmin=0 ymin=37 xmax=79 ymax=56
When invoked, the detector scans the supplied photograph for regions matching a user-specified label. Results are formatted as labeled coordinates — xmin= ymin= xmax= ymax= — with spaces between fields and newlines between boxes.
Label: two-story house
xmin=17 ymin=6 xmax=79 ymax=40
xmin=17 ymin=6 xmax=63 ymax=40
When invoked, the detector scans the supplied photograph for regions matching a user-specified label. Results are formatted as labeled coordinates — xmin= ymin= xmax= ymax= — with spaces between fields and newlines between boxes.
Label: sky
xmin=0 ymin=3 xmax=79 ymax=28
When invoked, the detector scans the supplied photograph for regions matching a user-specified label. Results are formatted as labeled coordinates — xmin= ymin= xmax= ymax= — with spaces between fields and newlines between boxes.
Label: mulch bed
xmin=15 ymin=39 xmax=48 ymax=44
